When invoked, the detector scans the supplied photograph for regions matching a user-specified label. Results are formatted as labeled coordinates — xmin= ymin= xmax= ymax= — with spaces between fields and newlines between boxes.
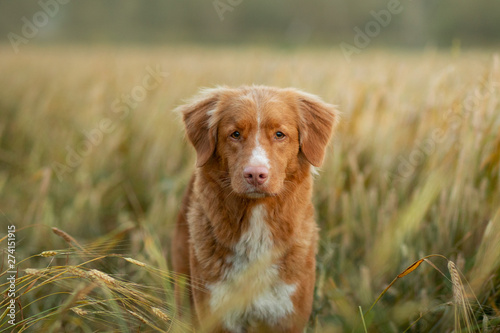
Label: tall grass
xmin=1 ymin=46 xmax=499 ymax=332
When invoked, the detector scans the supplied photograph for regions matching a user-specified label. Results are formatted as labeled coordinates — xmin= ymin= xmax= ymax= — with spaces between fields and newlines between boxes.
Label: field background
xmin=0 ymin=45 xmax=499 ymax=332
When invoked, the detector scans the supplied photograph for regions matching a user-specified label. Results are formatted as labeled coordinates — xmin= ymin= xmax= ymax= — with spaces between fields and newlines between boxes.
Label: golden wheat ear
xmin=362 ymin=254 xmax=482 ymax=332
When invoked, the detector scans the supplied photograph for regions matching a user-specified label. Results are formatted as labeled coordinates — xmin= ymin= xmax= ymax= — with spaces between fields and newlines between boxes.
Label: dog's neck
xmin=195 ymin=161 xmax=314 ymax=250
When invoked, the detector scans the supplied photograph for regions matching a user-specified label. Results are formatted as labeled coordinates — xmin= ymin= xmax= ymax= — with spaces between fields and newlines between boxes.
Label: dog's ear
xmin=176 ymin=88 xmax=223 ymax=167
xmin=295 ymin=90 xmax=338 ymax=167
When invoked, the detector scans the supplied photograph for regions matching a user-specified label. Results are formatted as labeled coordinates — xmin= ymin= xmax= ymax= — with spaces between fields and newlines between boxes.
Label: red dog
xmin=172 ymin=86 xmax=337 ymax=332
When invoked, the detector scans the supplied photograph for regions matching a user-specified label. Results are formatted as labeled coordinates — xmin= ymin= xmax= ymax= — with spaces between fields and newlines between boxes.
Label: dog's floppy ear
xmin=176 ymin=88 xmax=223 ymax=167
xmin=295 ymin=90 xmax=338 ymax=167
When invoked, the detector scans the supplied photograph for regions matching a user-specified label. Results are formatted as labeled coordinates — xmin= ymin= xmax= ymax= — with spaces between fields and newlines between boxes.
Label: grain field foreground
xmin=0 ymin=46 xmax=499 ymax=332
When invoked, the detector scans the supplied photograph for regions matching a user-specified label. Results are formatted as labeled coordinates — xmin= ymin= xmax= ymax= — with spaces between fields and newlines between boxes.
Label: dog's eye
xmin=275 ymin=131 xmax=286 ymax=140
xmin=230 ymin=131 xmax=241 ymax=139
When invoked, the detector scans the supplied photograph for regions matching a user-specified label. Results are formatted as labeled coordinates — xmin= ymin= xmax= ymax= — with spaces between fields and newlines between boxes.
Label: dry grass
xmin=0 ymin=45 xmax=499 ymax=332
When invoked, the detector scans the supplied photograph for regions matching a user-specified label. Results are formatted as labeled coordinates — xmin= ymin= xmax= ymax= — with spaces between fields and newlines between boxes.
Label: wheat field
xmin=1 ymin=46 xmax=499 ymax=332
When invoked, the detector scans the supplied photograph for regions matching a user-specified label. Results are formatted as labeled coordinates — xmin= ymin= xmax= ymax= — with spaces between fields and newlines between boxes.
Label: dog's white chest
xmin=207 ymin=205 xmax=296 ymax=332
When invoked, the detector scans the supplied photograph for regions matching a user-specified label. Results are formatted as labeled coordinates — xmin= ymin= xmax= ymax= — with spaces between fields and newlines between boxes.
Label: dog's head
xmin=178 ymin=86 xmax=338 ymax=198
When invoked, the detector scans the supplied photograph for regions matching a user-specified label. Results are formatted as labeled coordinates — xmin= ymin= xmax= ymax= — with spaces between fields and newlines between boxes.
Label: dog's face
xmin=179 ymin=86 xmax=337 ymax=198
xmin=217 ymin=93 xmax=301 ymax=197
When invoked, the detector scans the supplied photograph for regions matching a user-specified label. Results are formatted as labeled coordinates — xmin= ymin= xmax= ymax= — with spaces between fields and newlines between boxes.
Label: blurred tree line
xmin=1 ymin=0 xmax=500 ymax=47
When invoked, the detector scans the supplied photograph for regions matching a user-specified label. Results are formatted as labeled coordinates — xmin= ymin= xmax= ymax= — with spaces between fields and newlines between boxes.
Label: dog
xmin=172 ymin=85 xmax=337 ymax=332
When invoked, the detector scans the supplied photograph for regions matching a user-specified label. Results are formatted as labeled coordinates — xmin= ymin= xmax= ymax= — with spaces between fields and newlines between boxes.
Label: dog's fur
xmin=172 ymin=86 xmax=337 ymax=332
